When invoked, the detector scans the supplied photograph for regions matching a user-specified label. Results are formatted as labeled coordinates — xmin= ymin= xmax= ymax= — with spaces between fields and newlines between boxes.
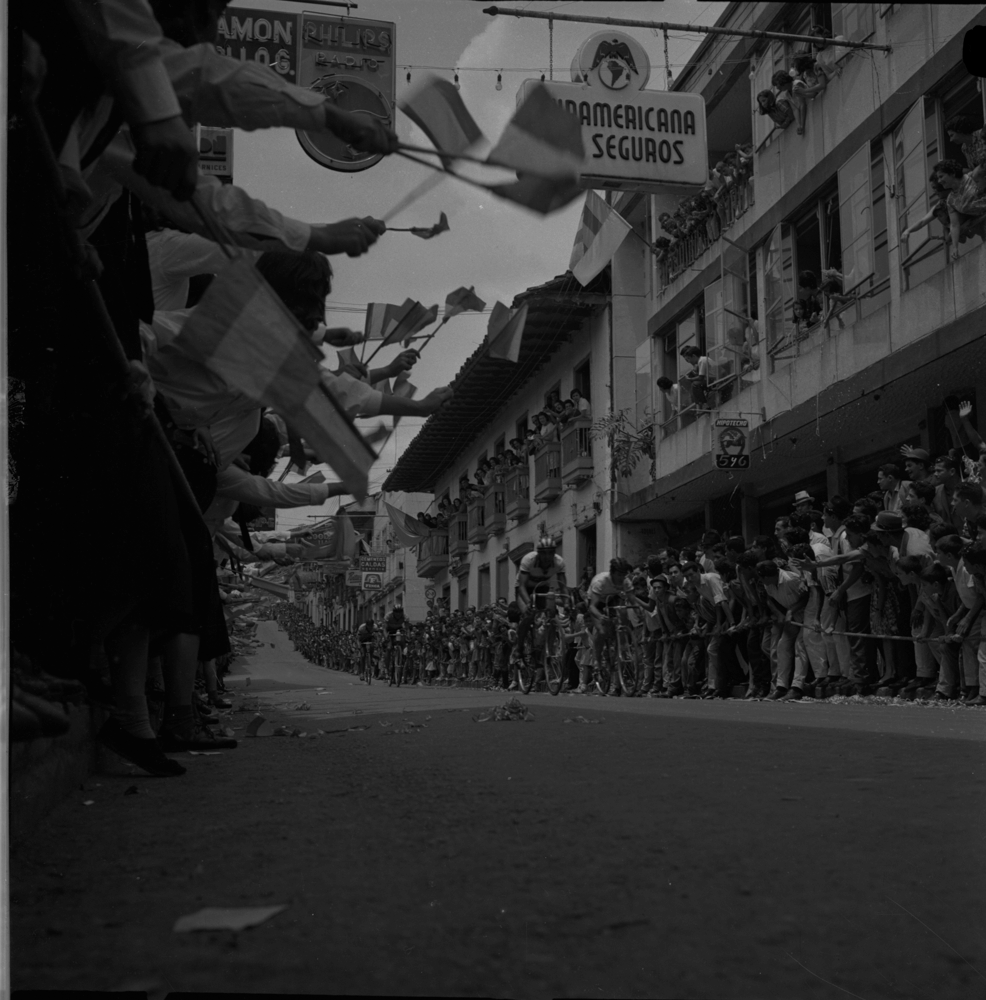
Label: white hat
xmin=793 ymin=490 xmax=813 ymax=505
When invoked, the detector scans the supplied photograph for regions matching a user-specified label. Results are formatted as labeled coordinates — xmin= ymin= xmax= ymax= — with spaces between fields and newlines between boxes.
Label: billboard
xmin=296 ymin=12 xmax=396 ymax=171
xmin=214 ymin=8 xmax=300 ymax=80
xmin=713 ymin=417 xmax=750 ymax=470
xmin=195 ymin=125 xmax=233 ymax=179
xmin=361 ymin=572 xmax=383 ymax=591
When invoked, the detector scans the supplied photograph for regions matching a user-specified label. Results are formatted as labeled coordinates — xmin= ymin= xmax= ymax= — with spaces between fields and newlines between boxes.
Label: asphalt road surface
xmin=11 ymin=621 xmax=986 ymax=999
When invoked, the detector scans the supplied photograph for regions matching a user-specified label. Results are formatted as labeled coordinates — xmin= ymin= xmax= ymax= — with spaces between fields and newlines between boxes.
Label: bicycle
xmin=390 ymin=631 xmax=405 ymax=686
xmin=516 ymin=586 xmax=569 ymax=695
xmin=594 ymin=603 xmax=643 ymax=696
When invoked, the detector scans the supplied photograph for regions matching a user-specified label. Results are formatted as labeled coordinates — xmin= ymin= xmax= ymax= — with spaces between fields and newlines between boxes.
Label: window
xmin=545 ymin=382 xmax=561 ymax=408
xmin=573 ymin=358 xmax=591 ymax=401
xmin=496 ymin=556 xmax=509 ymax=601
xmin=940 ymin=72 xmax=983 ymax=166
xmin=494 ymin=435 xmax=505 ymax=455
xmin=831 ymin=2 xmax=875 ymax=43
xmin=515 ymin=413 xmax=528 ymax=443
xmin=478 ymin=565 xmax=491 ymax=607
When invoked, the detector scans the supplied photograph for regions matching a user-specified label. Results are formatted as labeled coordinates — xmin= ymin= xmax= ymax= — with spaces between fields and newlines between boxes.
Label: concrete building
xmin=383 ymin=272 xmax=615 ymax=608
xmin=613 ymin=2 xmax=986 ymax=550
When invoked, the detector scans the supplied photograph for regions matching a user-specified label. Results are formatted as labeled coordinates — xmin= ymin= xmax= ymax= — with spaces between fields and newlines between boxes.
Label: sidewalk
xmin=11 ymin=622 xmax=985 ymax=999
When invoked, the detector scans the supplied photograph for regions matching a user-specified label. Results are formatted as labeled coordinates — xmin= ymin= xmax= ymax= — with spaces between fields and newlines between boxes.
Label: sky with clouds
xmin=227 ymin=0 xmax=726 ymax=497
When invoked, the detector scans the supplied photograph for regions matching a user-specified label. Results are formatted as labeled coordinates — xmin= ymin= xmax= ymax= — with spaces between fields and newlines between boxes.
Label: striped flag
xmin=487 ymin=301 xmax=529 ymax=363
xmin=487 ymin=83 xmax=584 ymax=180
xmin=569 ymin=192 xmax=633 ymax=286
xmin=444 ymin=285 xmax=486 ymax=319
xmin=385 ymin=501 xmax=426 ymax=549
xmin=399 ymin=75 xmax=484 ymax=168
xmin=172 ymin=255 xmax=375 ymax=498
xmin=486 ymin=173 xmax=584 ymax=216
xmin=364 ymin=302 xmax=400 ymax=341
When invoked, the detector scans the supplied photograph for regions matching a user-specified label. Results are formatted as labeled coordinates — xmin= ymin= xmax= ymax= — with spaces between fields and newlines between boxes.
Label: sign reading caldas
xmin=713 ymin=417 xmax=750 ymax=470
xmin=296 ymin=12 xmax=396 ymax=171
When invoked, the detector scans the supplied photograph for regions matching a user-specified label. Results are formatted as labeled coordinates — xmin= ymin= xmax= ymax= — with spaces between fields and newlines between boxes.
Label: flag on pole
xmin=171 ymin=255 xmax=375 ymax=498
xmin=408 ymin=212 xmax=450 ymax=239
xmin=382 ymin=301 xmax=438 ymax=345
xmin=486 ymin=173 xmax=584 ymax=216
xmin=444 ymin=285 xmax=486 ymax=319
xmin=569 ymin=191 xmax=633 ymax=285
xmin=487 ymin=83 xmax=584 ymax=179
xmin=399 ymin=75 xmax=484 ymax=168
xmin=487 ymin=301 xmax=529 ymax=363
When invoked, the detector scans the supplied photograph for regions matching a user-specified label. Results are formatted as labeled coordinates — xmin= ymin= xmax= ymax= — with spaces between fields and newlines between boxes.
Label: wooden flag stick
xmin=383 ymin=171 xmax=447 ymax=223
xmin=410 ymin=315 xmax=450 ymax=356
xmin=397 ymin=141 xmax=493 ymax=168
xmin=396 ymin=151 xmax=494 ymax=196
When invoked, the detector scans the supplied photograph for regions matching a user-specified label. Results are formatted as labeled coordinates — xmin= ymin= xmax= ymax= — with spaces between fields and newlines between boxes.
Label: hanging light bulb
xmin=540 ymin=73 xmax=546 ymax=82
xmin=454 ymin=70 xmax=460 ymax=90
xmin=406 ymin=67 xmax=411 ymax=85
xmin=495 ymin=71 xmax=502 ymax=91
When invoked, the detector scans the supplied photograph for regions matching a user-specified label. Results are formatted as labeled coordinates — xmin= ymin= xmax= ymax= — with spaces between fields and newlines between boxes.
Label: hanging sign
xmin=360 ymin=556 xmax=387 ymax=572
xmin=214 ymin=8 xmax=300 ymax=80
xmin=345 ymin=569 xmax=363 ymax=588
xmin=195 ymin=126 xmax=234 ymax=179
xmin=519 ymin=78 xmax=707 ymax=190
xmin=296 ymin=12 xmax=396 ymax=171
xmin=713 ymin=417 xmax=750 ymax=470
xmin=361 ymin=572 xmax=384 ymax=591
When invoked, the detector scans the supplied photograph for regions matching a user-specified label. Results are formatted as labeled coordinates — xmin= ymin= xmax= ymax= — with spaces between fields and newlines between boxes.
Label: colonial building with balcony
xmin=610 ymin=2 xmax=986 ymax=556
xmin=383 ymin=272 xmax=613 ymax=611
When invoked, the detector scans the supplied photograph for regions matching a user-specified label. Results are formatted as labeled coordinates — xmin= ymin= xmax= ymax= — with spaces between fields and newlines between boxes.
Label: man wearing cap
xmin=793 ymin=490 xmax=814 ymax=513
xmin=900 ymin=446 xmax=934 ymax=503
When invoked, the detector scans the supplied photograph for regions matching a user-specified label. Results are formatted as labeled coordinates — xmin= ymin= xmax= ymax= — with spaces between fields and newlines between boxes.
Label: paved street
xmin=12 ymin=621 xmax=986 ymax=999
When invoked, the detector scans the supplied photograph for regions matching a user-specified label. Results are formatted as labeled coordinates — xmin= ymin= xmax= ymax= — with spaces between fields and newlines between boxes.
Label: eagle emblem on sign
xmin=589 ymin=39 xmax=639 ymax=90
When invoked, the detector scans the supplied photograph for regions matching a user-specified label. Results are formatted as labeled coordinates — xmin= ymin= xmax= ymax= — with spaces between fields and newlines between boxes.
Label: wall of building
xmin=611 ymin=2 xmax=986 ymax=542
xmin=423 ymin=307 xmax=612 ymax=604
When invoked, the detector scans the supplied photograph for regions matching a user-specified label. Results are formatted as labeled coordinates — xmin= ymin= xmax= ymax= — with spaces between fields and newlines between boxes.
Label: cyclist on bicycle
xmin=356 ymin=618 xmax=376 ymax=679
xmin=383 ymin=604 xmax=406 ymax=684
xmin=588 ymin=557 xmax=643 ymax=690
xmin=515 ymin=534 xmax=568 ymax=665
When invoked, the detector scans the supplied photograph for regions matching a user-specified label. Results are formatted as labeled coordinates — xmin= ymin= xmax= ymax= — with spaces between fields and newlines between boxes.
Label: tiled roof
xmin=383 ymin=270 xmax=610 ymax=494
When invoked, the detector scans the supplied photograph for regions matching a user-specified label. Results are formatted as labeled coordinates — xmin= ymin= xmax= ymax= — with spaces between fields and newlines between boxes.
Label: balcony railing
xmin=416 ymin=532 xmax=449 ymax=578
xmin=467 ymin=492 xmax=487 ymax=544
xmin=504 ymin=465 xmax=530 ymax=521
xmin=484 ymin=480 xmax=506 ymax=536
xmin=656 ymin=179 xmax=754 ymax=289
xmin=449 ymin=512 xmax=469 ymax=557
xmin=533 ymin=441 xmax=562 ymax=504
xmin=560 ymin=418 xmax=593 ymax=485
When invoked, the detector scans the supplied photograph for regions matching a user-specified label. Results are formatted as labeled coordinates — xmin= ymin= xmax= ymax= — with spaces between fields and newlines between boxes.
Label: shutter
xmin=893 ymin=99 xmax=930 ymax=247
xmin=832 ymin=3 xmax=875 ymax=41
xmin=635 ymin=339 xmax=653 ymax=435
xmin=703 ymin=278 xmax=725 ymax=377
xmin=837 ymin=141 xmax=874 ymax=293
xmin=763 ymin=224 xmax=795 ymax=355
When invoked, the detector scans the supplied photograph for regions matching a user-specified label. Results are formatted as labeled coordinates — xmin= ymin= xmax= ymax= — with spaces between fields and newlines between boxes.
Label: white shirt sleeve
xmin=321 ymin=372 xmax=383 ymax=418
xmin=214 ymin=465 xmax=331 ymax=507
xmin=91 ymin=132 xmax=311 ymax=250
xmin=161 ymin=41 xmax=328 ymax=133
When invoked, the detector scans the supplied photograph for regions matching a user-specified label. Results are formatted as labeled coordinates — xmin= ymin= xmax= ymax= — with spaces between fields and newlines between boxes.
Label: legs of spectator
xmin=705 ymin=633 xmax=721 ymax=694
xmin=845 ymin=596 xmax=879 ymax=687
xmin=801 ymin=588 xmax=829 ymax=685
xmin=771 ymin=618 xmax=800 ymax=694
xmin=960 ymin=620 xmax=983 ymax=697
xmin=104 ymin=622 xmax=154 ymax=739
xmin=745 ymin=625 xmax=770 ymax=695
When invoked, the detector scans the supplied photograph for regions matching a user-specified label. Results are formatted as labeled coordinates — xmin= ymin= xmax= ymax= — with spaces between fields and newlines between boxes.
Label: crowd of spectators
xmin=8 ymin=0 xmax=456 ymax=775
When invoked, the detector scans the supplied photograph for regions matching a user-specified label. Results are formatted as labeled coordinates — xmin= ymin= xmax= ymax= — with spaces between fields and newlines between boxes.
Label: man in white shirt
xmin=684 ymin=561 xmax=733 ymax=696
xmin=935 ymin=535 xmax=985 ymax=702
xmin=756 ymin=560 xmax=808 ymax=699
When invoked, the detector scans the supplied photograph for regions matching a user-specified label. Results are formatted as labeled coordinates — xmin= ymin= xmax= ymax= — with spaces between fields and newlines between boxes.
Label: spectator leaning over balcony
xmin=902 ymin=173 xmax=955 ymax=251
xmin=945 ymin=114 xmax=986 ymax=170
xmin=678 ymin=346 xmax=710 ymax=408
xmin=570 ymin=388 xmax=591 ymax=419
xmin=933 ymin=158 xmax=986 ymax=258
xmin=790 ymin=54 xmax=828 ymax=101
xmin=655 ymin=376 xmax=682 ymax=421
xmin=772 ymin=70 xmax=805 ymax=135
xmin=809 ymin=25 xmax=850 ymax=83
xmin=818 ymin=268 xmax=856 ymax=329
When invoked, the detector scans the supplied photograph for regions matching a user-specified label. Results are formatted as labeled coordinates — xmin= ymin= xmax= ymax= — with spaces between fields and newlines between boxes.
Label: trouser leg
xmin=845 ymin=596 xmax=878 ymax=685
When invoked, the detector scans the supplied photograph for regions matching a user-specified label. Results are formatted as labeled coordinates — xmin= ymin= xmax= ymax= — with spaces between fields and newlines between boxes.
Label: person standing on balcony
xmin=678 ymin=346 xmax=710 ymax=409
xmin=771 ymin=70 xmax=805 ymax=135
xmin=933 ymin=159 xmax=986 ymax=258
xmin=945 ymin=115 xmax=986 ymax=170
xmin=756 ymin=90 xmax=795 ymax=134
xmin=570 ymin=388 xmax=591 ymax=419
xmin=656 ymin=376 xmax=681 ymax=423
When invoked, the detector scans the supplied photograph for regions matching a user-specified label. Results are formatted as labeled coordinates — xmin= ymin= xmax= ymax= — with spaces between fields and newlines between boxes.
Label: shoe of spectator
xmin=664 ymin=684 xmax=684 ymax=698
xmin=98 ymin=718 xmax=186 ymax=776
xmin=701 ymin=689 xmax=717 ymax=700
xmin=742 ymin=688 xmax=759 ymax=700
xmin=903 ymin=677 xmax=931 ymax=692
xmin=768 ymin=688 xmax=787 ymax=700
xmin=932 ymin=692 xmax=957 ymax=702
xmin=961 ymin=688 xmax=981 ymax=704
xmin=576 ymin=683 xmax=590 ymax=694
xmin=781 ymin=687 xmax=803 ymax=701
xmin=966 ymin=695 xmax=986 ymax=706
xmin=853 ymin=683 xmax=875 ymax=696
xmin=208 ymin=693 xmax=233 ymax=709
xmin=159 ymin=721 xmax=238 ymax=752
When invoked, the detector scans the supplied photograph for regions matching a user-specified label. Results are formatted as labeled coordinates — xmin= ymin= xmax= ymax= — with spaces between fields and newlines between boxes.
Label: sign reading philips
xmin=520 ymin=79 xmax=707 ymax=189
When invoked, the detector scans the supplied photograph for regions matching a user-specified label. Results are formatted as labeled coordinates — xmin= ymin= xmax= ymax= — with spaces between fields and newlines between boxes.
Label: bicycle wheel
xmin=544 ymin=628 xmax=566 ymax=696
xmin=616 ymin=628 xmax=640 ymax=695
xmin=594 ymin=636 xmax=614 ymax=695
xmin=516 ymin=634 xmax=536 ymax=694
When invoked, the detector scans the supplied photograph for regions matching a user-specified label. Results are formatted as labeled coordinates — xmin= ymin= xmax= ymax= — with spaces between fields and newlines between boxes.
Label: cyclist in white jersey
xmin=514 ymin=535 xmax=567 ymax=671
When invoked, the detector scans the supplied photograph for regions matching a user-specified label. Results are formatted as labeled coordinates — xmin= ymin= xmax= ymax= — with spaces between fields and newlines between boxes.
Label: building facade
xmin=613 ymin=2 xmax=986 ymax=550
xmin=384 ymin=273 xmax=614 ymax=608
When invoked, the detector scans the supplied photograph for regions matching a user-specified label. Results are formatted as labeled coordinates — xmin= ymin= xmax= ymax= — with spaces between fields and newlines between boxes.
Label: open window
xmin=763 ymin=223 xmax=796 ymax=362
